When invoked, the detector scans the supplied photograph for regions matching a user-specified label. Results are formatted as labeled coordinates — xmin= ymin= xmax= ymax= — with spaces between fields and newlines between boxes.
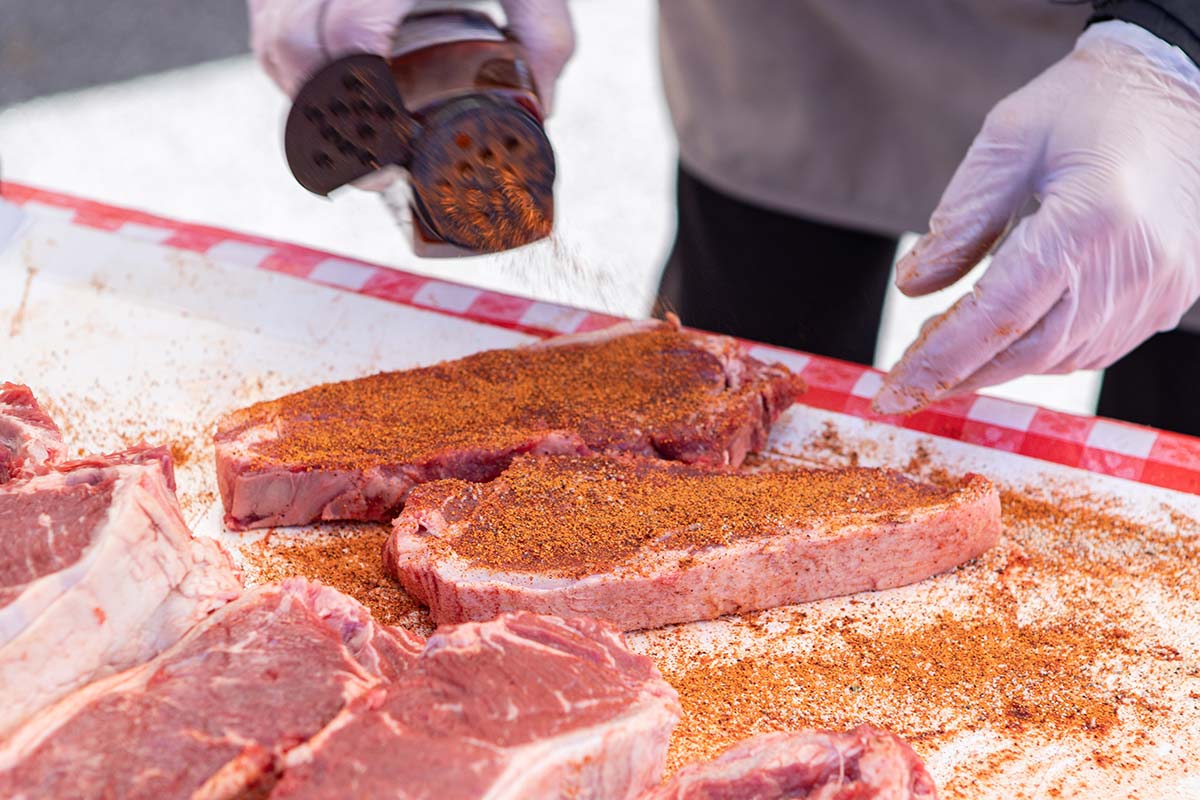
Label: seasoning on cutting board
xmin=241 ymin=525 xmax=433 ymax=635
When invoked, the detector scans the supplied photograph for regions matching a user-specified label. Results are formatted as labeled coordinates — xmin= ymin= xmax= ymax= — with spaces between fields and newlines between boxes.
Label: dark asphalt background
xmin=2 ymin=1 xmax=250 ymax=107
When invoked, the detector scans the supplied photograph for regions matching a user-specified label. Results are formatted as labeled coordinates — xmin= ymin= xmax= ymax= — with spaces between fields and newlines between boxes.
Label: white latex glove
xmin=249 ymin=0 xmax=575 ymax=110
xmin=875 ymin=21 xmax=1200 ymax=415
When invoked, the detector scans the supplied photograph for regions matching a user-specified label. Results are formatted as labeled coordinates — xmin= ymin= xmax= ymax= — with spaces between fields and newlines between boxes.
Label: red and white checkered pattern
xmin=6 ymin=180 xmax=1200 ymax=495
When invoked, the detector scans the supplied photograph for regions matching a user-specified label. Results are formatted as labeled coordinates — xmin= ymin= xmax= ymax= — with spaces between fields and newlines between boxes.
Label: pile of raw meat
xmin=0 ymin=384 xmax=240 ymax=736
xmin=1 ymin=320 xmax=993 ymax=797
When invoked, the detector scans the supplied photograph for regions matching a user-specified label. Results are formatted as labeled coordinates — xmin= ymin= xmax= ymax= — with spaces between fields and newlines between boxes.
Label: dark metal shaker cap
xmin=409 ymin=95 xmax=555 ymax=253
xmin=284 ymin=54 xmax=421 ymax=196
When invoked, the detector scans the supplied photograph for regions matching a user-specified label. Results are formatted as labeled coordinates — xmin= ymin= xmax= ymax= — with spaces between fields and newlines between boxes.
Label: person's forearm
xmin=1091 ymin=0 xmax=1200 ymax=66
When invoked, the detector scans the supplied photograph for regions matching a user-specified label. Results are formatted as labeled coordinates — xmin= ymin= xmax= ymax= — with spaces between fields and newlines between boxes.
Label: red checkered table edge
xmin=6 ymin=180 xmax=1200 ymax=496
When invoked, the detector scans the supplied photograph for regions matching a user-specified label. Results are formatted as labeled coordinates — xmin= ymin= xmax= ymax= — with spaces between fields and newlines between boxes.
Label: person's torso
xmin=658 ymin=0 xmax=1091 ymax=235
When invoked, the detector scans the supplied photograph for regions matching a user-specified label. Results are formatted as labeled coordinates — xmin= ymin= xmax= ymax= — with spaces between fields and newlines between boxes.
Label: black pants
xmin=657 ymin=165 xmax=1200 ymax=437
xmin=657 ymin=166 xmax=896 ymax=366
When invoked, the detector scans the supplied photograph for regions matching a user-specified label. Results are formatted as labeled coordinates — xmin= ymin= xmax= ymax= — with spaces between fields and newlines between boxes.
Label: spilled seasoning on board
xmin=657 ymin=607 xmax=1128 ymax=773
xmin=241 ymin=524 xmax=433 ymax=635
xmin=633 ymin=431 xmax=1200 ymax=798
xmin=169 ymin=438 xmax=195 ymax=468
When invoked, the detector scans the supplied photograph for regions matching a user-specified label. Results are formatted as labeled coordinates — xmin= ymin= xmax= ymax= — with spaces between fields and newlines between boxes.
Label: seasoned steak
xmin=642 ymin=726 xmax=937 ymax=799
xmin=214 ymin=319 xmax=803 ymax=530
xmin=385 ymin=454 xmax=1001 ymax=630
xmin=272 ymin=612 xmax=681 ymax=800
xmin=0 ymin=444 xmax=240 ymax=736
xmin=0 ymin=579 xmax=423 ymax=800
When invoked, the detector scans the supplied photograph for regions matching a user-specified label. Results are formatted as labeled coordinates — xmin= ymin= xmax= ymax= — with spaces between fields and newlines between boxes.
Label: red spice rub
xmin=444 ymin=455 xmax=960 ymax=577
xmin=657 ymin=611 xmax=1125 ymax=773
xmin=240 ymin=525 xmax=432 ymax=635
xmin=385 ymin=454 xmax=1000 ymax=630
xmin=214 ymin=320 xmax=803 ymax=529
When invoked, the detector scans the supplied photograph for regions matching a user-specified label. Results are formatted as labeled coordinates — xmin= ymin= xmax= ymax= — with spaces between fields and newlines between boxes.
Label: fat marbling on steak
xmin=642 ymin=726 xmax=937 ymax=799
xmin=0 ymin=383 xmax=65 ymax=483
xmin=0 ymin=443 xmax=241 ymax=736
xmin=385 ymin=455 xmax=1001 ymax=630
xmin=214 ymin=319 xmax=803 ymax=530
xmin=0 ymin=579 xmax=423 ymax=800
xmin=271 ymin=611 xmax=681 ymax=800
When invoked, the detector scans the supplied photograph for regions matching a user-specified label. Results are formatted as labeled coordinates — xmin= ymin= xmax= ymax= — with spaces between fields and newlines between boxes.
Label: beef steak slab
xmin=642 ymin=726 xmax=937 ymax=799
xmin=0 ymin=383 xmax=64 ymax=483
xmin=215 ymin=319 xmax=802 ymax=530
xmin=271 ymin=612 xmax=681 ymax=800
xmin=0 ymin=444 xmax=241 ymax=736
xmin=385 ymin=454 xmax=1001 ymax=630
xmin=0 ymin=579 xmax=423 ymax=800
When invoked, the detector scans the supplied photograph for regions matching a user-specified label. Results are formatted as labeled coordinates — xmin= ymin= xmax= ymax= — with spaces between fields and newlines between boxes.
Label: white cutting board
xmin=2 ymin=203 xmax=1197 ymax=798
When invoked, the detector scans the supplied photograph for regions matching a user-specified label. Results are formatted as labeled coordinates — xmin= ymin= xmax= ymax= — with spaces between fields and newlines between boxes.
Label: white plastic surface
xmin=2 ymin=207 xmax=1197 ymax=798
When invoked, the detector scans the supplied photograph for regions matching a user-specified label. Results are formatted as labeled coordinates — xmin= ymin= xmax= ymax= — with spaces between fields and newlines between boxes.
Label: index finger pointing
xmin=874 ymin=210 xmax=1070 ymax=414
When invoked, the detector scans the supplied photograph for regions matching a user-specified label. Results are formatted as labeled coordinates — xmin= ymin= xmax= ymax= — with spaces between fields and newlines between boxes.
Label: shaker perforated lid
xmin=285 ymin=51 xmax=555 ymax=253
xmin=285 ymin=54 xmax=420 ymax=197
xmin=409 ymin=96 xmax=554 ymax=252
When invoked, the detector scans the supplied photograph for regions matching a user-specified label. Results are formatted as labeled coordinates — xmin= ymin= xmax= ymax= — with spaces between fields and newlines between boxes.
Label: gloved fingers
xmin=250 ymin=0 xmax=320 ymax=95
xmin=500 ymin=0 xmax=576 ymax=114
xmin=1073 ymin=336 xmax=1153 ymax=373
xmin=948 ymin=294 xmax=1078 ymax=395
xmin=1002 ymin=327 xmax=1145 ymax=384
xmin=1063 ymin=314 xmax=1174 ymax=375
xmin=251 ymin=0 xmax=574 ymax=110
xmin=874 ymin=206 xmax=1072 ymax=414
xmin=251 ymin=0 xmax=417 ymax=97
xmin=1070 ymin=346 xmax=1135 ymax=375
xmin=320 ymin=0 xmax=416 ymax=59
xmin=1046 ymin=252 xmax=1198 ymax=372
xmin=895 ymin=99 xmax=1042 ymax=298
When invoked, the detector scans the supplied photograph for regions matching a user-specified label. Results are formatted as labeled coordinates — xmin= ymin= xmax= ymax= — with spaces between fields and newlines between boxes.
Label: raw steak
xmin=385 ymin=454 xmax=1001 ymax=630
xmin=271 ymin=612 xmax=681 ymax=799
xmin=215 ymin=319 xmax=802 ymax=530
xmin=642 ymin=726 xmax=937 ymax=799
xmin=0 ymin=579 xmax=423 ymax=800
xmin=0 ymin=444 xmax=241 ymax=735
xmin=0 ymin=383 xmax=64 ymax=483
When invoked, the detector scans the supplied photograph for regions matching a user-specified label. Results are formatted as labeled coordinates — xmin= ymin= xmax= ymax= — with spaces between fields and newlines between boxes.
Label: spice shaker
xmin=284 ymin=9 xmax=556 ymax=257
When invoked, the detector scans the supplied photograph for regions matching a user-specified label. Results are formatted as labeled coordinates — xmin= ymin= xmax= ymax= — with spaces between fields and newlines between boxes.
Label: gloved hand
xmin=875 ymin=21 xmax=1200 ymax=415
xmin=249 ymin=0 xmax=575 ymax=110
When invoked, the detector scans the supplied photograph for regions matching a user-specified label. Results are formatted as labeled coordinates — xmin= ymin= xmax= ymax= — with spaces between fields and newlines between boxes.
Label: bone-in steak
xmin=271 ymin=612 xmax=681 ymax=800
xmin=0 ymin=443 xmax=241 ymax=736
xmin=214 ymin=319 xmax=802 ymax=530
xmin=0 ymin=383 xmax=64 ymax=483
xmin=642 ymin=726 xmax=937 ymax=799
xmin=385 ymin=455 xmax=1001 ymax=630
xmin=0 ymin=579 xmax=423 ymax=800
